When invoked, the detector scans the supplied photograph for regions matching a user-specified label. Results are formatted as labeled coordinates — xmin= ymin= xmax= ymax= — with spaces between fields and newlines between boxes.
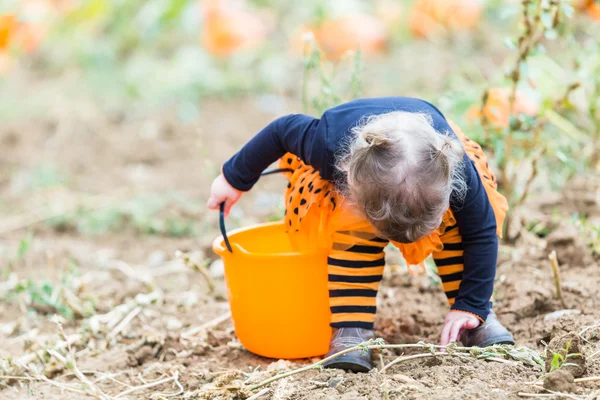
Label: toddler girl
xmin=208 ymin=97 xmax=514 ymax=372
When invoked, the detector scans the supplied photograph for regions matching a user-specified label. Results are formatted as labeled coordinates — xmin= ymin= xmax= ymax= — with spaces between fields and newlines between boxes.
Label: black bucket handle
xmin=218 ymin=167 xmax=295 ymax=254
xmin=219 ymin=202 xmax=233 ymax=253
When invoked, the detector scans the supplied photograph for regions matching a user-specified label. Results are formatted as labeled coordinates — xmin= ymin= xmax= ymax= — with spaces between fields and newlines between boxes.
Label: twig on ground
xmin=181 ymin=312 xmax=232 ymax=338
xmin=587 ymin=349 xmax=600 ymax=360
xmin=46 ymin=349 xmax=67 ymax=365
xmin=519 ymin=389 xmax=583 ymax=399
xmin=0 ymin=371 xmax=92 ymax=395
xmin=573 ymin=376 xmax=600 ymax=384
xmin=0 ymin=375 xmax=39 ymax=381
xmin=482 ymin=356 xmax=518 ymax=365
xmin=52 ymin=320 xmax=111 ymax=400
xmin=548 ymin=251 xmax=566 ymax=308
xmin=108 ymin=306 xmax=142 ymax=340
xmin=37 ymin=374 xmax=91 ymax=396
xmin=542 ymin=389 xmax=583 ymax=400
xmin=114 ymin=372 xmax=178 ymax=399
xmin=380 ymin=352 xmax=459 ymax=373
xmin=106 ymin=260 xmax=154 ymax=288
xmin=15 ymin=334 xmax=82 ymax=367
xmin=90 ymin=371 xmax=134 ymax=389
xmin=379 ymin=351 xmax=386 ymax=371
xmin=247 ymin=388 xmax=271 ymax=400
xmin=150 ymin=372 xmax=184 ymax=398
xmin=534 ymin=375 xmax=600 ymax=386
xmin=177 ymin=251 xmax=215 ymax=294
xmin=579 ymin=320 xmax=600 ymax=337
xmin=94 ymin=291 xmax=161 ymax=332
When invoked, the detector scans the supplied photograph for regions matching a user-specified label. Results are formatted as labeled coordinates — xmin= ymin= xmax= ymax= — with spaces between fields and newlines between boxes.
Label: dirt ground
xmin=1 ymin=97 xmax=600 ymax=399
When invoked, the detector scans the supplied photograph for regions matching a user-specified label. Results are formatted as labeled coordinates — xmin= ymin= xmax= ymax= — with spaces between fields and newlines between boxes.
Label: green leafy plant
xmin=572 ymin=213 xmax=600 ymax=256
xmin=548 ymin=340 xmax=583 ymax=372
xmin=8 ymin=262 xmax=96 ymax=320
xmin=481 ymin=0 xmax=569 ymax=235
xmin=463 ymin=0 xmax=600 ymax=241
xmin=301 ymin=35 xmax=363 ymax=116
xmin=16 ymin=231 xmax=33 ymax=260
xmin=46 ymin=195 xmax=202 ymax=237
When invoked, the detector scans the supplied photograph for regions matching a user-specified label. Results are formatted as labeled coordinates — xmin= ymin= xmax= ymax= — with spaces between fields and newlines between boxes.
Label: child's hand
xmin=207 ymin=174 xmax=242 ymax=217
xmin=440 ymin=311 xmax=480 ymax=346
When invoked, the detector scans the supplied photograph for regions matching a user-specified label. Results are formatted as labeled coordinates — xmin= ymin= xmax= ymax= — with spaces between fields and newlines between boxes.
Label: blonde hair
xmin=337 ymin=111 xmax=467 ymax=243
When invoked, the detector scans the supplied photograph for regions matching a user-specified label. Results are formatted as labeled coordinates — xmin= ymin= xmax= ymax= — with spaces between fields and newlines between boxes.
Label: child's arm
xmin=222 ymin=114 xmax=321 ymax=191
xmin=207 ymin=114 xmax=321 ymax=214
xmin=450 ymin=159 xmax=499 ymax=322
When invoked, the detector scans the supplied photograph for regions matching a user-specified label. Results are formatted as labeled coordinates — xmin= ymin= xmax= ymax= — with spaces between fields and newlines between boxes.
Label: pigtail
xmin=362 ymin=130 xmax=391 ymax=148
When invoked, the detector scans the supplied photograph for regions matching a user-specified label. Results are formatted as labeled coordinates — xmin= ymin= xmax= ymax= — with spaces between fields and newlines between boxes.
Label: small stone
xmin=544 ymin=309 xmax=581 ymax=322
xmin=178 ymin=291 xmax=199 ymax=307
xmin=0 ymin=321 xmax=17 ymax=336
xmin=266 ymin=359 xmax=293 ymax=372
xmin=392 ymin=373 xmax=417 ymax=384
xmin=328 ymin=377 xmax=344 ymax=388
xmin=165 ymin=317 xmax=183 ymax=331
xmin=147 ymin=250 xmax=166 ymax=268
xmin=543 ymin=369 xmax=576 ymax=393
xmin=209 ymin=259 xmax=225 ymax=278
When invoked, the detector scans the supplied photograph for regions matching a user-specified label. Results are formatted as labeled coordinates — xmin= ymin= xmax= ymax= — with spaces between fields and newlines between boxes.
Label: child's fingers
xmin=449 ymin=318 xmax=466 ymax=344
xmin=223 ymin=199 xmax=234 ymax=217
xmin=440 ymin=321 xmax=453 ymax=346
xmin=207 ymin=195 xmax=221 ymax=210
xmin=465 ymin=317 xmax=479 ymax=330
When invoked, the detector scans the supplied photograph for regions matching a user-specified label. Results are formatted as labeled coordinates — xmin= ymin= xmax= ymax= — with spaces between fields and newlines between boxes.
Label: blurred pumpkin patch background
xmin=0 ymin=0 xmax=600 ymax=399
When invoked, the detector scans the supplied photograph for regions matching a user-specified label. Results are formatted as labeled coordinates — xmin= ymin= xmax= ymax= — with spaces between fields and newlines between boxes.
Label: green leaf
xmin=503 ymin=38 xmax=516 ymax=51
xmin=507 ymin=347 xmax=545 ymax=366
xmin=544 ymin=29 xmax=558 ymax=40
xmin=550 ymin=353 xmax=563 ymax=372
xmin=17 ymin=233 xmax=33 ymax=260
xmin=540 ymin=12 xmax=553 ymax=29
xmin=561 ymin=4 xmax=574 ymax=19
xmin=160 ymin=0 xmax=191 ymax=24
xmin=556 ymin=151 xmax=568 ymax=163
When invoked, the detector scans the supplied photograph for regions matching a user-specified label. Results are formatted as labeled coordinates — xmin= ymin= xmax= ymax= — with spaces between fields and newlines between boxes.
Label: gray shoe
xmin=322 ymin=328 xmax=374 ymax=373
xmin=460 ymin=310 xmax=515 ymax=347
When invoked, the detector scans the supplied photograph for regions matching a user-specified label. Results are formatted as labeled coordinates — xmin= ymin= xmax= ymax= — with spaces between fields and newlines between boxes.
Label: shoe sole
xmin=323 ymin=356 xmax=372 ymax=373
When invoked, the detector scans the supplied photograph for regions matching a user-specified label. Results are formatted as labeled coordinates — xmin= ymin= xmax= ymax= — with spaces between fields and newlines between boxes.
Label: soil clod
xmin=543 ymin=369 xmax=577 ymax=393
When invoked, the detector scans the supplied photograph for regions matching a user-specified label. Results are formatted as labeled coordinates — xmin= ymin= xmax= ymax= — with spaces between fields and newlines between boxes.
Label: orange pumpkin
xmin=572 ymin=0 xmax=600 ymax=19
xmin=410 ymin=0 xmax=483 ymax=38
xmin=374 ymin=0 xmax=405 ymax=29
xmin=467 ymin=88 xmax=539 ymax=128
xmin=0 ymin=15 xmax=17 ymax=51
xmin=201 ymin=0 xmax=270 ymax=57
xmin=16 ymin=23 xmax=44 ymax=53
xmin=587 ymin=1 xmax=600 ymax=20
xmin=314 ymin=14 xmax=387 ymax=60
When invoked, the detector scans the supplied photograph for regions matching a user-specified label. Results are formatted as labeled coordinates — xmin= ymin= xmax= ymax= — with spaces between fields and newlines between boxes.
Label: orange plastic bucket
xmin=213 ymin=221 xmax=332 ymax=359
